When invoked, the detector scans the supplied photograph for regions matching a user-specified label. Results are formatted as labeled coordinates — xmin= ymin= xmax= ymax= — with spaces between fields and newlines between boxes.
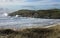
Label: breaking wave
xmin=0 ymin=13 xmax=60 ymax=29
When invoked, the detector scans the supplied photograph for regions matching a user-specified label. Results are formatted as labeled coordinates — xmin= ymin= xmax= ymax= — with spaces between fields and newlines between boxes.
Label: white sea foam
xmin=3 ymin=13 xmax=8 ymax=16
xmin=0 ymin=17 xmax=60 ymax=29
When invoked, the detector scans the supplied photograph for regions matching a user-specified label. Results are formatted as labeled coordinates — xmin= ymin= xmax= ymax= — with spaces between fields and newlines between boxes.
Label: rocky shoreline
xmin=8 ymin=9 xmax=60 ymax=19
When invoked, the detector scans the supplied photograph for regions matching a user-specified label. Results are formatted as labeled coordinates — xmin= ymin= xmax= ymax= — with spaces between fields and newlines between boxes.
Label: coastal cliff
xmin=8 ymin=9 xmax=60 ymax=19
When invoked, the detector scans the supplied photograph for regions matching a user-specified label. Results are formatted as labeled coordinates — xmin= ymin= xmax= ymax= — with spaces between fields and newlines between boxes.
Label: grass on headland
xmin=0 ymin=24 xmax=60 ymax=38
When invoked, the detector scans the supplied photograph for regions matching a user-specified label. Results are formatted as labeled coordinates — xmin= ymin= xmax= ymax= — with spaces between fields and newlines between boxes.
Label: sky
xmin=0 ymin=0 xmax=60 ymax=11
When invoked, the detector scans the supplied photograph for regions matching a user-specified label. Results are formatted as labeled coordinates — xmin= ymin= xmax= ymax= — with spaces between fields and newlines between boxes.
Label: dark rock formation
xmin=8 ymin=9 xmax=60 ymax=19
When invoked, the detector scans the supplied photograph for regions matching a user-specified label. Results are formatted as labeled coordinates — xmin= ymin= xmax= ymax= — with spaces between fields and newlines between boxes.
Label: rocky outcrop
xmin=8 ymin=9 xmax=60 ymax=19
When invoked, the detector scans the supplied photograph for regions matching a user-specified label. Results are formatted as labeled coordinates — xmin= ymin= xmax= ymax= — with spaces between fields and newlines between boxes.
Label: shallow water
xmin=0 ymin=16 xmax=60 ymax=29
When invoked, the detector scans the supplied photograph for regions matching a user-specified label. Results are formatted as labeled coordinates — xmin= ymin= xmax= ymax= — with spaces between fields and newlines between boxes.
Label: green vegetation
xmin=8 ymin=9 xmax=60 ymax=19
xmin=0 ymin=25 xmax=60 ymax=38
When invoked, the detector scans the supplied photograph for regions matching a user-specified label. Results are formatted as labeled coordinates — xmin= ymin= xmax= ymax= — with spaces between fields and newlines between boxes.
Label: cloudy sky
xmin=0 ymin=0 xmax=60 ymax=11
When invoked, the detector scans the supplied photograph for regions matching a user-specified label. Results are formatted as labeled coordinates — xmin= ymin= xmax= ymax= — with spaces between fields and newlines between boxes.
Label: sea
xmin=0 ymin=13 xmax=60 ymax=29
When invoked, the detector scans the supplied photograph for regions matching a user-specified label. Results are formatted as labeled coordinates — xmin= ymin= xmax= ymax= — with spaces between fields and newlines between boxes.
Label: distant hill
xmin=8 ymin=9 xmax=60 ymax=19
